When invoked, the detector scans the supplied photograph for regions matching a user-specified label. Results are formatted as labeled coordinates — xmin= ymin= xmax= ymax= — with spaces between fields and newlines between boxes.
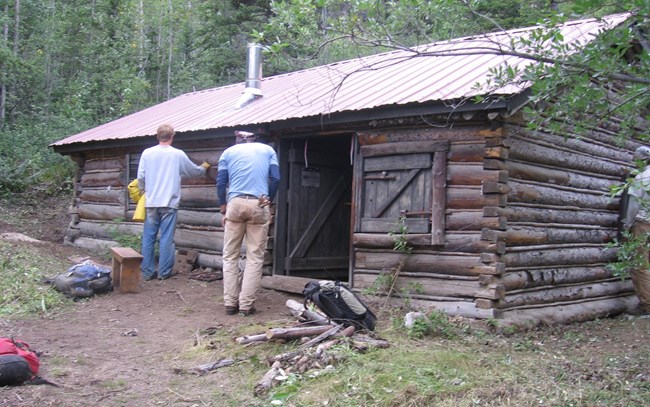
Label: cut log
xmin=189 ymin=358 xmax=237 ymax=375
xmin=285 ymin=299 xmax=330 ymax=325
xmin=299 ymin=325 xmax=342 ymax=350
xmin=265 ymin=325 xmax=336 ymax=341
xmin=235 ymin=334 xmax=268 ymax=345
xmin=254 ymin=360 xmax=281 ymax=396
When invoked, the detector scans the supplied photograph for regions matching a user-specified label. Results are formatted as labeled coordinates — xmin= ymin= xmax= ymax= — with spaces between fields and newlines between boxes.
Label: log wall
xmin=64 ymin=144 xmax=274 ymax=274
xmin=481 ymin=115 xmax=649 ymax=319
xmin=352 ymin=118 xmax=646 ymax=321
xmin=352 ymin=125 xmax=508 ymax=319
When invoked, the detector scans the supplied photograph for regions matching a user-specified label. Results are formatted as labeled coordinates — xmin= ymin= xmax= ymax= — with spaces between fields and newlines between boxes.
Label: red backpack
xmin=0 ymin=337 xmax=40 ymax=385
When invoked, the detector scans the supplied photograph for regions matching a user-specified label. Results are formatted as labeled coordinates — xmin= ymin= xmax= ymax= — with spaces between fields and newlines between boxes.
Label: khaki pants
xmin=222 ymin=196 xmax=270 ymax=310
xmin=631 ymin=221 xmax=650 ymax=312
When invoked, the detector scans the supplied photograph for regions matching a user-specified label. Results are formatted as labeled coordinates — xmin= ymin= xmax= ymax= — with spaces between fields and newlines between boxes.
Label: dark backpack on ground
xmin=47 ymin=261 xmax=112 ymax=299
xmin=0 ymin=338 xmax=40 ymax=386
xmin=302 ymin=280 xmax=377 ymax=331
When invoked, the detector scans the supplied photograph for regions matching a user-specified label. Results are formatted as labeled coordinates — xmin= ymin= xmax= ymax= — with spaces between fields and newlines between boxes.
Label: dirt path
xmin=2 ymin=270 xmax=300 ymax=406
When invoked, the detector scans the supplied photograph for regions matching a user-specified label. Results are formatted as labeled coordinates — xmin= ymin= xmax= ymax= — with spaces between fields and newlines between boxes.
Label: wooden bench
xmin=110 ymin=247 xmax=143 ymax=293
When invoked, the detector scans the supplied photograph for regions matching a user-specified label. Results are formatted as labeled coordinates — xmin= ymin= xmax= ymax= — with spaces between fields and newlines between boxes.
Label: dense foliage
xmin=0 ymin=0 xmax=648 ymax=195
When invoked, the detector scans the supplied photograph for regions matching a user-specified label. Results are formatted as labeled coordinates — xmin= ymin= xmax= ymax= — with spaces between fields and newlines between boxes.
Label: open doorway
xmin=273 ymin=134 xmax=354 ymax=282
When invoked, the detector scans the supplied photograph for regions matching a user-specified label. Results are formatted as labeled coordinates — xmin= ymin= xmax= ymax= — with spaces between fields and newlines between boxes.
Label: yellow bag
xmin=133 ymin=196 xmax=146 ymax=222
xmin=127 ymin=179 xmax=143 ymax=203
xmin=127 ymin=179 xmax=146 ymax=222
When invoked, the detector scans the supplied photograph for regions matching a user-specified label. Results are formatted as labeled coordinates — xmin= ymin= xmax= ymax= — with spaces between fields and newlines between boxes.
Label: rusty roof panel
xmin=53 ymin=14 xmax=629 ymax=147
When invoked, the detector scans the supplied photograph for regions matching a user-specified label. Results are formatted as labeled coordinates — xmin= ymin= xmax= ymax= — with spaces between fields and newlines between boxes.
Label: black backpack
xmin=302 ymin=280 xmax=377 ymax=331
xmin=47 ymin=261 xmax=113 ymax=299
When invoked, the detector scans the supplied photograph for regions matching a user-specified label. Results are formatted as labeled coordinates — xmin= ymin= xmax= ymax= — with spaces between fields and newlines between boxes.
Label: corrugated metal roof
xmin=52 ymin=13 xmax=629 ymax=148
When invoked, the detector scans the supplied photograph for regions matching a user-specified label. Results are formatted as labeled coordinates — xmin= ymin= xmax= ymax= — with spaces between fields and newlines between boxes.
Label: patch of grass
xmin=0 ymin=240 xmax=72 ymax=317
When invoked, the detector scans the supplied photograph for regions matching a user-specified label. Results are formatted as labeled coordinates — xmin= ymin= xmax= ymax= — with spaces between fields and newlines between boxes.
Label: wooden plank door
xmin=354 ymin=141 xmax=449 ymax=244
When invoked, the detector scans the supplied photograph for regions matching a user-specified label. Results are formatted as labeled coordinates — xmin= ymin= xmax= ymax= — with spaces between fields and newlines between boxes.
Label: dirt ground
xmin=1 ymin=194 xmax=649 ymax=406
xmin=0 ymin=195 xmax=302 ymax=406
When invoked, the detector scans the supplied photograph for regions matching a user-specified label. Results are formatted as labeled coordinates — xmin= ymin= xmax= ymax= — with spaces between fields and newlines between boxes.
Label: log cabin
xmin=52 ymin=13 xmax=648 ymax=326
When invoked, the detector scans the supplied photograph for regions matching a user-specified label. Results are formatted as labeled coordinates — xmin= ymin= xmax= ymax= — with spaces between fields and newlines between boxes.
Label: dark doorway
xmin=273 ymin=135 xmax=353 ymax=281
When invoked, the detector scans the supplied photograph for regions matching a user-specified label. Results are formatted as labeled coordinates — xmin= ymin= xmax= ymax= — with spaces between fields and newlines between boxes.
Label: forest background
xmin=0 ymin=0 xmax=649 ymax=198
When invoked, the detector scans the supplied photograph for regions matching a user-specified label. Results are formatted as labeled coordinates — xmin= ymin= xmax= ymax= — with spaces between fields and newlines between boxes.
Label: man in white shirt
xmin=137 ymin=124 xmax=209 ymax=281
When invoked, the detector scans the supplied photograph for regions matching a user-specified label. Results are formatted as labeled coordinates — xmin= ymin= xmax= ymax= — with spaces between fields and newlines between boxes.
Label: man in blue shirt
xmin=137 ymin=124 xmax=209 ymax=281
xmin=217 ymin=130 xmax=280 ymax=316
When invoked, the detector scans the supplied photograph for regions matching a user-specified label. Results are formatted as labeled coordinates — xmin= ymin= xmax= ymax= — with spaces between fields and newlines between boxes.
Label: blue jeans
xmin=141 ymin=207 xmax=177 ymax=279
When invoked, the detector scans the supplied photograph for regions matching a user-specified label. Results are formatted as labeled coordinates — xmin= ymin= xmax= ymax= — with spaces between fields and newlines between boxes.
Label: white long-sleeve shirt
xmin=137 ymin=144 xmax=205 ymax=209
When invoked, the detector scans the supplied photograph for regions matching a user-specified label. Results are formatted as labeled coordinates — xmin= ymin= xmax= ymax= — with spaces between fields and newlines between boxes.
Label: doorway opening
xmin=273 ymin=134 xmax=354 ymax=282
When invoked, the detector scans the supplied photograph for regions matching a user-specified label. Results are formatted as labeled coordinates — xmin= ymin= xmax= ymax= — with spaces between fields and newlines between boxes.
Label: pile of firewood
xmin=237 ymin=299 xmax=389 ymax=396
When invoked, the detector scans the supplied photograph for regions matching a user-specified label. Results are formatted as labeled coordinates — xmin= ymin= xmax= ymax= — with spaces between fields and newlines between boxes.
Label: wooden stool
xmin=110 ymin=247 xmax=143 ymax=293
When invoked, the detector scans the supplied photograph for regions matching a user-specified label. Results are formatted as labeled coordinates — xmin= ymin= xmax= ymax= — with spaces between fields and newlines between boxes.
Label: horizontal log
xmin=69 ymin=236 xmax=117 ymax=252
xmin=518 ymin=129 xmax=632 ymax=163
xmin=447 ymin=186 xmax=504 ymax=210
xmin=236 ymin=334 xmax=268 ymax=345
xmin=84 ymin=157 xmax=125 ymax=171
xmin=499 ymin=280 xmax=634 ymax=308
xmin=494 ymin=265 xmax=615 ymax=290
xmin=387 ymin=296 xmax=497 ymax=319
xmin=266 ymin=325 xmax=335 ymax=340
xmin=505 ymin=225 xmax=616 ymax=246
xmin=360 ymin=140 xmax=449 ymax=157
xmin=447 ymin=210 xmax=506 ymax=231
xmin=502 ymin=245 xmax=617 ymax=268
xmin=352 ymin=232 xmax=504 ymax=253
xmin=499 ymin=160 xmax=617 ymax=191
xmin=80 ymin=170 xmax=125 ymax=187
xmin=196 ymin=252 xmax=222 ymax=269
xmin=507 ymin=180 xmax=617 ymax=210
xmin=484 ymin=205 xmax=618 ymax=227
xmin=177 ymin=209 xmax=221 ymax=227
xmin=179 ymin=186 xmax=218 ymax=208
xmin=497 ymin=295 xmax=639 ymax=327
xmin=78 ymin=203 xmax=125 ymax=221
xmin=448 ymin=142 xmax=486 ymax=162
xmin=354 ymin=272 xmax=504 ymax=300
xmin=262 ymin=275 xmax=315 ymax=294
xmin=447 ymin=163 xmax=507 ymax=185
xmin=75 ymin=221 xmax=142 ymax=240
xmin=354 ymin=250 xmax=491 ymax=276
xmin=174 ymin=229 xmax=222 ymax=251
xmin=79 ymin=187 xmax=126 ymax=205
xmin=507 ymin=136 xmax=626 ymax=177
xmin=359 ymin=218 xmax=429 ymax=233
